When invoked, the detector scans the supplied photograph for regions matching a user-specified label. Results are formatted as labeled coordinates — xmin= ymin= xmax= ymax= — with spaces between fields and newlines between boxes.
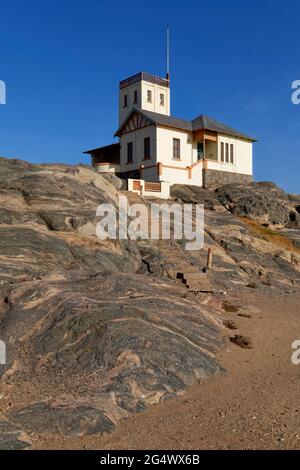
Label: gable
xmin=116 ymin=111 xmax=154 ymax=136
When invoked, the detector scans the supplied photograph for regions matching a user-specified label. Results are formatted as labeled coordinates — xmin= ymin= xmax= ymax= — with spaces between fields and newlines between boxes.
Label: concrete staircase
xmin=179 ymin=271 xmax=213 ymax=292
xmin=120 ymin=190 xmax=145 ymax=204
xmin=158 ymin=240 xmax=213 ymax=292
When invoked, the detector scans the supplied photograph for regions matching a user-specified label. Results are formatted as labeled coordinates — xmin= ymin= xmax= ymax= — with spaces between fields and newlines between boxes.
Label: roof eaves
xmin=83 ymin=143 xmax=120 ymax=154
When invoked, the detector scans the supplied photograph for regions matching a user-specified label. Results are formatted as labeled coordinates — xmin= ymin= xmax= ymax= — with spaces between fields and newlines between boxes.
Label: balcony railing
xmin=120 ymin=72 xmax=169 ymax=90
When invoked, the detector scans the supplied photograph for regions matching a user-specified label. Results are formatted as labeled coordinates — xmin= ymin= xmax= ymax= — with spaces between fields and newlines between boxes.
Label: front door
xmin=197 ymin=141 xmax=204 ymax=160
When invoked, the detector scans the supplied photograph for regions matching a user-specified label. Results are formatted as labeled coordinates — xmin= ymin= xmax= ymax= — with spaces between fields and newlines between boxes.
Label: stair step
xmin=117 ymin=199 xmax=208 ymax=283
xmin=178 ymin=271 xmax=203 ymax=278
xmin=180 ymin=272 xmax=213 ymax=292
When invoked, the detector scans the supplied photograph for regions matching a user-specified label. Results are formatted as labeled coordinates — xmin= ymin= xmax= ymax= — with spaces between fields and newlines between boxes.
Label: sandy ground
xmin=32 ymin=289 xmax=300 ymax=450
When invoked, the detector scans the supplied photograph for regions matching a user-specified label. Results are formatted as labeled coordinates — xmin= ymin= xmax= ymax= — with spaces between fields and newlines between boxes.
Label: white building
xmin=85 ymin=71 xmax=256 ymax=189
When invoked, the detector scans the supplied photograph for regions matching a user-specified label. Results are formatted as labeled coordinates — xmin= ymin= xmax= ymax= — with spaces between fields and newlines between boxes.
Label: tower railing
xmin=120 ymin=72 xmax=169 ymax=89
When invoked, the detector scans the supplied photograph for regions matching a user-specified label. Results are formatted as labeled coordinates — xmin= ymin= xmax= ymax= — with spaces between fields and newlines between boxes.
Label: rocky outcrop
xmin=0 ymin=158 xmax=222 ymax=446
xmin=0 ymin=422 xmax=31 ymax=450
xmin=169 ymin=182 xmax=300 ymax=291
xmin=215 ymin=182 xmax=299 ymax=227
xmin=0 ymin=157 xmax=299 ymax=447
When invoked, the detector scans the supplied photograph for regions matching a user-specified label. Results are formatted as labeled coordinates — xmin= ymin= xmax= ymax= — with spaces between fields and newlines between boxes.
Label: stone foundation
xmin=203 ymin=169 xmax=253 ymax=189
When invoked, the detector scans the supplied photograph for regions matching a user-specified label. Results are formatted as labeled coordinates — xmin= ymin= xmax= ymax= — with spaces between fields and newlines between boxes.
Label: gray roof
xmin=136 ymin=109 xmax=192 ymax=131
xmin=191 ymin=115 xmax=256 ymax=141
xmin=115 ymin=108 xmax=257 ymax=141
xmin=84 ymin=143 xmax=120 ymax=154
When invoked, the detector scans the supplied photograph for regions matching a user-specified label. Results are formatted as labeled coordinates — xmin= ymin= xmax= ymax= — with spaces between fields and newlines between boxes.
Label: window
xmin=230 ymin=144 xmax=234 ymax=164
xmin=133 ymin=90 xmax=138 ymax=104
xmin=197 ymin=142 xmax=204 ymax=160
xmin=221 ymin=142 xmax=224 ymax=162
xmin=173 ymin=138 xmax=181 ymax=160
xmin=225 ymin=143 xmax=229 ymax=163
xmin=144 ymin=137 xmax=151 ymax=160
xmin=127 ymin=142 xmax=133 ymax=163
xmin=147 ymin=90 xmax=152 ymax=103
xmin=123 ymin=94 xmax=128 ymax=108
xmin=160 ymin=93 xmax=165 ymax=106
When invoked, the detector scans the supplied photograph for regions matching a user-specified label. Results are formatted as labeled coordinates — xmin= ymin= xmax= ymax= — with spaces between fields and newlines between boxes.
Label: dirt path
xmin=33 ymin=289 xmax=300 ymax=450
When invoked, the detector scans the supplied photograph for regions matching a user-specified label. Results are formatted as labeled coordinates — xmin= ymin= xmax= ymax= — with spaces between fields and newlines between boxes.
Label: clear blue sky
xmin=0 ymin=0 xmax=299 ymax=193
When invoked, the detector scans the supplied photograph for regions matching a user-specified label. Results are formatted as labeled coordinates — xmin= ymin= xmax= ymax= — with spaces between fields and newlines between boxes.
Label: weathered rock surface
xmin=0 ymin=158 xmax=222 ymax=443
xmin=215 ymin=181 xmax=298 ymax=227
xmin=0 ymin=157 xmax=299 ymax=445
xmin=0 ymin=421 xmax=31 ymax=450
xmin=0 ymin=271 xmax=222 ymax=438
xmin=171 ymin=182 xmax=300 ymax=288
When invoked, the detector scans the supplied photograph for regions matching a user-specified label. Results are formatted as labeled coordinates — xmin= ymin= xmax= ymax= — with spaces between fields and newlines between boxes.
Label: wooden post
xmin=207 ymin=248 xmax=213 ymax=269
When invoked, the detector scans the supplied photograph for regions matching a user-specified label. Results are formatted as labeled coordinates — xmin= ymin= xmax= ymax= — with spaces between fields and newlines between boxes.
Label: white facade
xmin=118 ymin=116 xmax=253 ymax=187
xmin=88 ymin=71 xmax=256 ymax=190
xmin=140 ymin=80 xmax=170 ymax=116
xmin=156 ymin=126 xmax=192 ymax=167
xmin=120 ymin=125 xmax=157 ymax=171
xmin=119 ymin=73 xmax=170 ymax=125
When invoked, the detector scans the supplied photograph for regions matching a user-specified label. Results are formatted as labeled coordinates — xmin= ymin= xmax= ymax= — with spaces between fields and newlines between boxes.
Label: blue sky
xmin=0 ymin=0 xmax=299 ymax=193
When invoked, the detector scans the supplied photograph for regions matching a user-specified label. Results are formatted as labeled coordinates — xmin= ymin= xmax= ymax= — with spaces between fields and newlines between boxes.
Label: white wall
xmin=215 ymin=135 xmax=252 ymax=175
xmin=158 ymin=160 xmax=203 ymax=186
xmin=155 ymin=126 xmax=194 ymax=184
xmin=120 ymin=126 xmax=157 ymax=173
xmin=141 ymin=81 xmax=170 ymax=116
xmin=235 ymin=138 xmax=253 ymax=175
xmin=189 ymin=162 xmax=203 ymax=186
xmin=119 ymin=81 xmax=142 ymax=125
xmin=154 ymin=126 xmax=206 ymax=185
xmin=119 ymin=79 xmax=170 ymax=125
xmin=156 ymin=126 xmax=193 ymax=167
xmin=160 ymin=166 xmax=190 ymax=185
xmin=94 ymin=163 xmax=120 ymax=174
